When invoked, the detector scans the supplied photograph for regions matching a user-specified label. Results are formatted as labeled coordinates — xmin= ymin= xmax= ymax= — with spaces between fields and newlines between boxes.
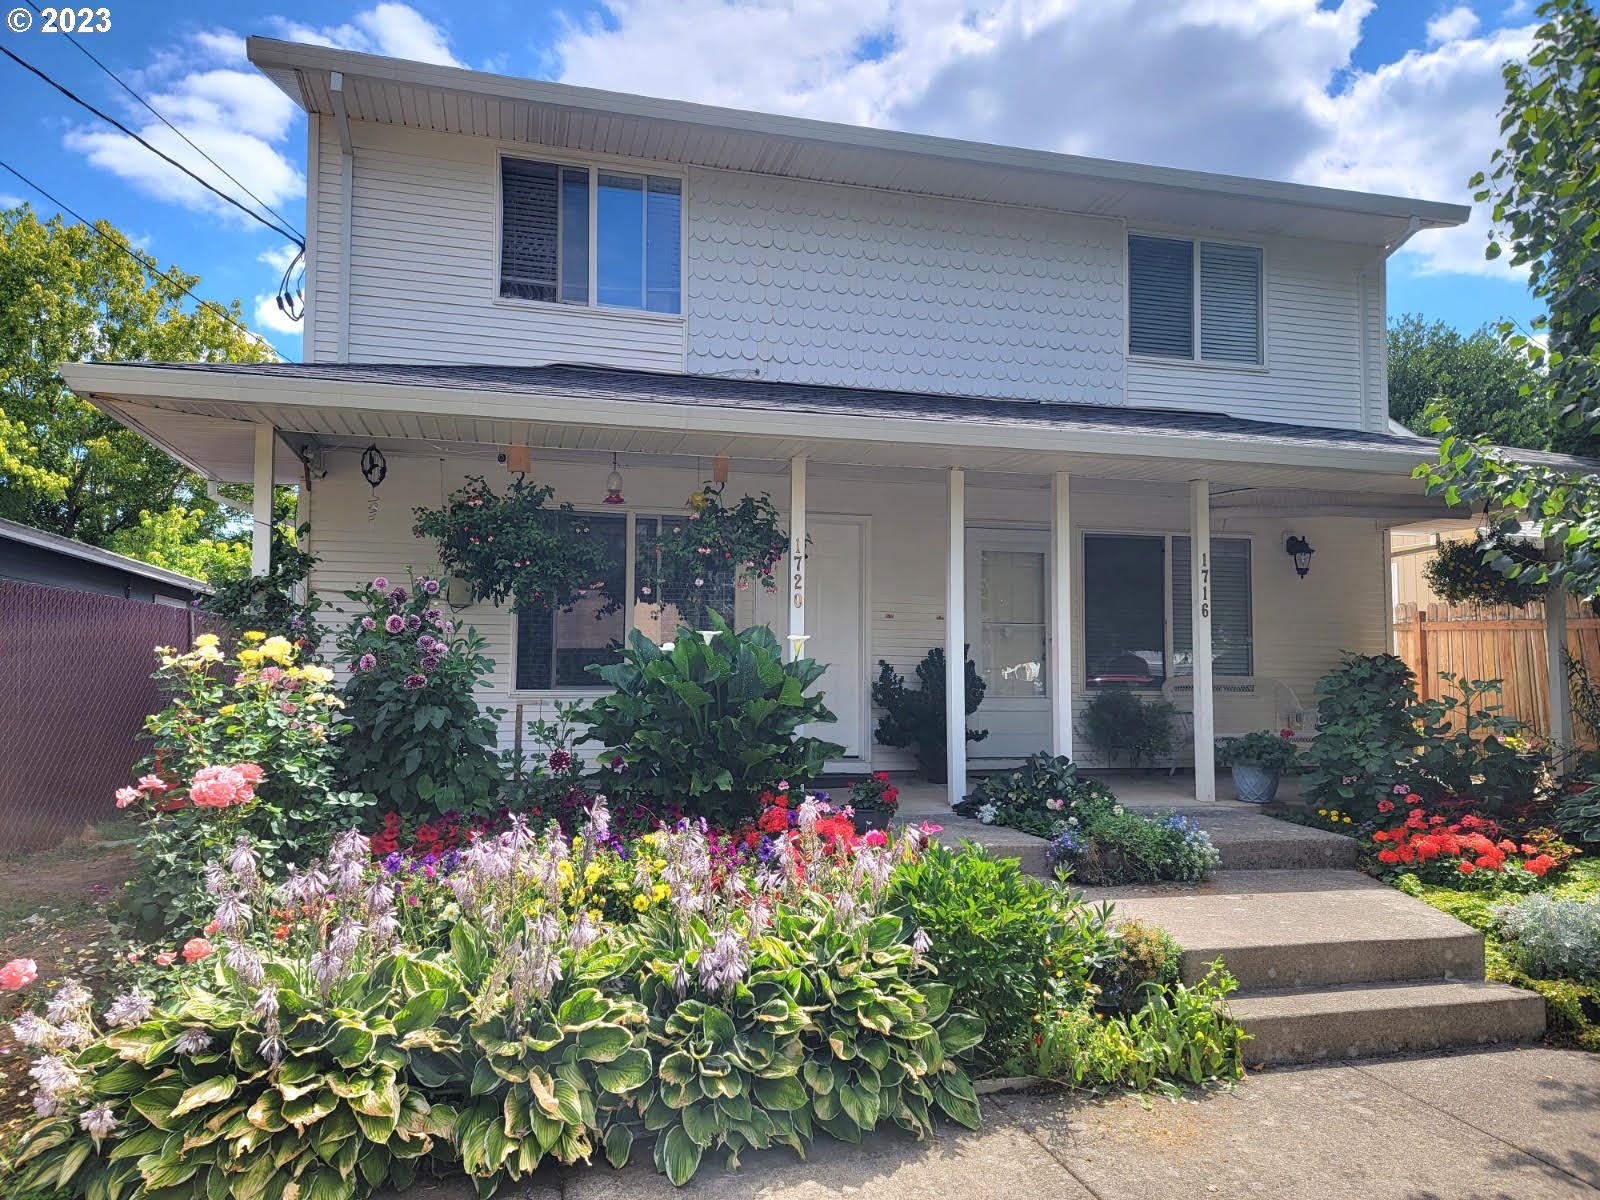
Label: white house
xmin=57 ymin=38 xmax=1587 ymax=805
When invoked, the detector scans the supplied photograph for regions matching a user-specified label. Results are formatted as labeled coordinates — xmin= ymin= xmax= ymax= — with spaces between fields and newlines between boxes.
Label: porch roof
xmin=57 ymin=360 xmax=1589 ymax=519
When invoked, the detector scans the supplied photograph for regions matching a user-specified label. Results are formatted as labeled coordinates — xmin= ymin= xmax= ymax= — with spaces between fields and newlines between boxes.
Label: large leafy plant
xmin=412 ymin=474 xmax=615 ymax=609
xmin=335 ymin=576 xmax=505 ymax=820
xmin=575 ymin=615 xmax=842 ymax=826
xmin=871 ymin=648 xmax=987 ymax=784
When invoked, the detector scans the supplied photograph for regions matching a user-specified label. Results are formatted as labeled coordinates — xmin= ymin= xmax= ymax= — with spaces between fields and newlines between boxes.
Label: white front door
xmin=749 ymin=517 xmax=867 ymax=759
xmin=967 ymin=528 xmax=1051 ymax=762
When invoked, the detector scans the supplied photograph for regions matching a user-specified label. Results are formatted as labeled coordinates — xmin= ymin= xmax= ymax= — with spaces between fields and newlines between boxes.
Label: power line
xmin=1 ymin=45 xmax=303 ymax=246
xmin=1 ymin=159 xmax=279 ymax=357
xmin=18 ymin=0 xmax=304 ymax=243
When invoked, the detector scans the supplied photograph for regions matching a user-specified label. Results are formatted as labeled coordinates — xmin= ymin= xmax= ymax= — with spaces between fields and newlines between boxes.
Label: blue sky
xmin=0 ymin=0 xmax=1545 ymax=361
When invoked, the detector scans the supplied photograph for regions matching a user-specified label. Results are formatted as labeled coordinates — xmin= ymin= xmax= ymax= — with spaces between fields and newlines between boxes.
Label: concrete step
xmin=1165 ymin=807 xmax=1360 ymax=871
xmin=1080 ymin=870 xmax=1485 ymax=990
xmin=1233 ymin=979 xmax=1546 ymax=1066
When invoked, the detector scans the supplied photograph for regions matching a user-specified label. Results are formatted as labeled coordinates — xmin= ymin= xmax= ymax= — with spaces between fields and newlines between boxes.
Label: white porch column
xmin=786 ymin=455 xmax=807 ymax=662
xmin=946 ymin=468 xmax=967 ymax=805
xmin=1049 ymin=471 xmax=1074 ymax=758
xmin=1190 ymin=480 xmax=1216 ymax=803
xmin=1546 ymin=585 xmax=1573 ymax=748
xmin=251 ymin=425 xmax=275 ymax=577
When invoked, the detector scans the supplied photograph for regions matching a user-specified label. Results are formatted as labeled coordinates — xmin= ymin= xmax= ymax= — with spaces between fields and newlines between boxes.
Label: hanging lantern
xmin=603 ymin=453 xmax=625 ymax=505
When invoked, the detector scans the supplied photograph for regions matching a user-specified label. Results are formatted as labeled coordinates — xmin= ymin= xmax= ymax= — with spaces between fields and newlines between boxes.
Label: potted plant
xmin=1216 ymin=729 xmax=1300 ymax=804
xmin=846 ymin=771 xmax=900 ymax=830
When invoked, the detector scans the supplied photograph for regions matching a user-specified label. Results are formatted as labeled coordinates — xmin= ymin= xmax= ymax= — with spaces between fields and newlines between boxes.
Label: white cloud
xmin=1427 ymin=5 xmax=1481 ymax=43
xmin=253 ymin=291 xmax=305 ymax=336
xmin=553 ymin=0 xmax=1532 ymax=283
xmin=0 ymin=193 xmax=23 ymax=208
xmin=274 ymin=3 xmax=464 ymax=67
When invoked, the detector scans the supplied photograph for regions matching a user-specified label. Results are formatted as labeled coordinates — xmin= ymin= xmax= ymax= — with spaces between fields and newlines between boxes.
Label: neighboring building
xmin=0 ymin=517 xmax=209 ymax=605
xmin=57 ymin=39 xmax=1593 ymax=803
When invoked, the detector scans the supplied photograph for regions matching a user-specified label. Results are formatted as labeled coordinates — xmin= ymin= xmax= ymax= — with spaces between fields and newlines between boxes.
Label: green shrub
xmin=954 ymin=754 xmax=1116 ymax=832
xmin=1092 ymin=919 xmax=1182 ymax=1013
xmin=1048 ymin=810 xmax=1221 ymax=886
xmin=871 ymin=648 xmax=987 ymax=784
xmin=1032 ymin=965 xmax=1246 ymax=1092
xmin=1215 ymin=730 xmax=1300 ymax=772
xmin=1079 ymin=688 xmax=1175 ymax=768
xmin=1423 ymin=533 xmax=1547 ymax=608
xmin=575 ymin=615 xmax=842 ymax=826
xmin=1492 ymin=893 xmax=1600 ymax=982
xmin=335 ymin=575 xmax=505 ymax=820
xmin=203 ymin=521 xmax=324 ymax=654
xmin=885 ymin=841 xmax=1114 ymax=1075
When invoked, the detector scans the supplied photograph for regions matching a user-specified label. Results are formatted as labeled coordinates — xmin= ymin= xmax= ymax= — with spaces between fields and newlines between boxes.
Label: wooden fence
xmin=1392 ymin=597 xmax=1600 ymax=741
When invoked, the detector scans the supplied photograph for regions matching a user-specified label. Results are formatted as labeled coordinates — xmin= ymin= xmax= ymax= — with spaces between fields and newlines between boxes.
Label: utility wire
xmin=1 ymin=45 xmax=303 ymax=246
xmin=18 ymin=0 xmax=304 ymax=242
xmin=1 ymin=158 xmax=279 ymax=357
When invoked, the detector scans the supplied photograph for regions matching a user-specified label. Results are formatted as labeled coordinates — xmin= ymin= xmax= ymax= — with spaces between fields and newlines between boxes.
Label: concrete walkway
xmin=387 ymin=1047 xmax=1599 ymax=1199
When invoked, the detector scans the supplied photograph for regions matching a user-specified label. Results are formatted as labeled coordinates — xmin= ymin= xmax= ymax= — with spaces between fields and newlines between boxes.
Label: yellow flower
xmin=301 ymin=664 xmax=334 ymax=686
xmin=242 ymin=631 xmax=267 ymax=642
xmin=1342 ymin=817 xmax=1352 ymax=824
xmin=260 ymin=636 xmax=294 ymax=664
xmin=219 ymin=704 xmax=237 ymax=716
xmin=557 ymin=861 xmax=575 ymax=888
xmin=652 ymin=883 xmax=669 ymax=902
xmin=632 ymin=894 xmax=651 ymax=912
xmin=584 ymin=862 xmax=603 ymax=887
xmin=194 ymin=633 xmax=220 ymax=648
xmin=1317 ymin=809 xmax=1327 ymax=816
xmin=238 ymin=648 xmax=264 ymax=669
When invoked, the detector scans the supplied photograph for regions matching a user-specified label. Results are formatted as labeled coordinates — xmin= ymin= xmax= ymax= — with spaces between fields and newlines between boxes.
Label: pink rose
xmin=155 ymin=951 xmax=177 ymax=967
xmin=236 ymin=763 xmax=264 ymax=784
xmin=115 ymin=786 xmax=140 ymax=809
xmin=181 ymin=938 xmax=214 ymax=964
xmin=136 ymin=774 xmax=169 ymax=793
xmin=189 ymin=765 xmax=257 ymax=809
xmin=0 ymin=958 xmax=38 ymax=990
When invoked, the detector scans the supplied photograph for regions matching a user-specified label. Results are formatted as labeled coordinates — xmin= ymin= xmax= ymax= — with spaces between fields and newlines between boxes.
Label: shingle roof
xmin=112 ymin=360 xmax=1479 ymax=458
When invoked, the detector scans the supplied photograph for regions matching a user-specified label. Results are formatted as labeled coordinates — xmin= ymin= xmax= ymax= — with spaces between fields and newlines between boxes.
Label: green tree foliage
xmin=1417 ymin=1 xmax=1600 ymax=595
xmin=1388 ymin=313 xmax=1548 ymax=449
xmin=0 ymin=204 xmax=275 ymax=553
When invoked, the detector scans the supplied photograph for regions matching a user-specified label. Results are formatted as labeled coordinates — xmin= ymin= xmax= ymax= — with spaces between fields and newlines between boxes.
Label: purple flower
xmin=417 ymin=635 xmax=437 ymax=652
xmin=403 ymin=673 xmax=428 ymax=690
xmin=385 ymin=614 xmax=405 ymax=634
xmin=358 ymin=654 xmax=377 ymax=672
xmin=372 ymin=577 xmax=389 ymax=590
xmin=421 ymin=654 xmax=442 ymax=672
xmin=425 ymin=608 xmax=443 ymax=624
xmin=382 ymin=852 xmax=404 ymax=875
xmin=405 ymin=614 xmax=422 ymax=631
xmin=388 ymin=587 xmax=409 ymax=605
xmin=423 ymin=579 xmax=440 ymax=595
xmin=361 ymin=617 xmax=375 ymax=631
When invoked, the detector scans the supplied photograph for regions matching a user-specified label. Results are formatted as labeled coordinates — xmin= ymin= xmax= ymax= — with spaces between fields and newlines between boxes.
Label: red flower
xmin=1457 ymin=861 xmax=1476 ymax=874
xmin=1377 ymin=799 xmax=1396 ymax=814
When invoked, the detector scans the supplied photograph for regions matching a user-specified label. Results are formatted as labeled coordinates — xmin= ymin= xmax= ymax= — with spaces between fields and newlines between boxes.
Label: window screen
xmin=1083 ymin=535 xmax=1167 ymax=688
xmin=513 ymin=514 xmax=626 ymax=689
xmin=1128 ymin=234 xmax=1194 ymax=359
xmin=1199 ymin=243 xmax=1263 ymax=364
xmin=1171 ymin=536 xmax=1253 ymax=677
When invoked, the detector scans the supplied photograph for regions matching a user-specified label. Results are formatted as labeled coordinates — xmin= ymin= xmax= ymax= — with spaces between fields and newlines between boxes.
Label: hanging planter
xmin=1423 ymin=533 xmax=1548 ymax=609
xmin=412 ymin=475 xmax=615 ymax=609
xmin=655 ymin=481 xmax=789 ymax=594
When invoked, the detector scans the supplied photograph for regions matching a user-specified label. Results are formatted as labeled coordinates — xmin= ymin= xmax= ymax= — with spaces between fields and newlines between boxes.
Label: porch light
xmin=1285 ymin=535 xmax=1315 ymax=578
xmin=603 ymin=453 xmax=625 ymax=505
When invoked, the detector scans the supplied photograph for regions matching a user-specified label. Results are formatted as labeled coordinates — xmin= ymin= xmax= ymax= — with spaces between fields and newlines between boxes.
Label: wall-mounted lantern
xmin=1285 ymin=535 xmax=1315 ymax=579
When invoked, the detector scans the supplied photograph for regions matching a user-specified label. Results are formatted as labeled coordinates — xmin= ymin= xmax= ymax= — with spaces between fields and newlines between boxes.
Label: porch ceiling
xmin=59 ymin=358 xmax=1533 ymax=523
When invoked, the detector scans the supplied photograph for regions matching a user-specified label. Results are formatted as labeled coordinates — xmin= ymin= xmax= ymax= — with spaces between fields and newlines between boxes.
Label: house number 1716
xmin=1199 ymin=551 xmax=1210 ymax=620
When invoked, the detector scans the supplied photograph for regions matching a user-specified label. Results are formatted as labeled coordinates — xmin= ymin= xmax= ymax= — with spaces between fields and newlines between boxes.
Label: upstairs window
xmin=500 ymin=157 xmax=683 ymax=314
xmin=1128 ymin=234 xmax=1263 ymax=365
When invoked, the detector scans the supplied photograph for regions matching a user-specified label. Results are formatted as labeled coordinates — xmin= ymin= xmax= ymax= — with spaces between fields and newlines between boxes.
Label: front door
xmin=967 ymin=528 xmax=1051 ymax=762
xmin=749 ymin=517 xmax=867 ymax=760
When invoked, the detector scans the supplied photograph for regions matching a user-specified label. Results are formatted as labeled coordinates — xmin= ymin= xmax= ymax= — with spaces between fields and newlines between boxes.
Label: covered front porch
xmin=59 ymin=361 xmax=1472 ymax=804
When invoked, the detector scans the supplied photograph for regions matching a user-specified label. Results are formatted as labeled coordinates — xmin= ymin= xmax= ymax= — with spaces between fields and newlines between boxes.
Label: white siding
xmin=686 ymin=170 xmax=1125 ymax=405
xmin=306 ymin=454 xmax=1385 ymax=771
xmin=1125 ymin=237 xmax=1369 ymax=430
xmin=312 ymin=121 xmax=687 ymax=370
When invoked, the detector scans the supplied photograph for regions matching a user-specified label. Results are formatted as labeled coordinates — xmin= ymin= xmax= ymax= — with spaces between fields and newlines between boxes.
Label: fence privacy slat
xmin=1393 ymin=596 xmax=1600 ymax=745
xmin=0 ymin=580 xmax=218 ymax=854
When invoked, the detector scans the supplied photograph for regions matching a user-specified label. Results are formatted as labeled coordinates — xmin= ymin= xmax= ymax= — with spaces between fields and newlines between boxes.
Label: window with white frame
xmin=1082 ymin=533 xmax=1252 ymax=688
xmin=1127 ymin=234 xmax=1263 ymax=365
xmin=512 ymin=511 xmax=735 ymax=692
xmin=500 ymin=157 xmax=683 ymax=314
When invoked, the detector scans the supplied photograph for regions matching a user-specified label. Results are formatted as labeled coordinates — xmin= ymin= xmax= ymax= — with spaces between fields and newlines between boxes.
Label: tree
xmin=1388 ymin=313 xmax=1549 ymax=450
xmin=0 ymin=204 xmax=275 ymax=551
xmin=1417 ymin=0 xmax=1600 ymax=595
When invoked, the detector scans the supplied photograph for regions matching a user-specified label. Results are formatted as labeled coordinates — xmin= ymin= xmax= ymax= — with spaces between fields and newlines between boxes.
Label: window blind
xmin=500 ymin=158 xmax=589 ymax=303
xmin=1171 ymin=536 xmax=1253 ymax=677
xmin=1128 ymin=234 xmax=1194 ymax=359
xmin=1200 ymin=243 xmax=1263 ymax=364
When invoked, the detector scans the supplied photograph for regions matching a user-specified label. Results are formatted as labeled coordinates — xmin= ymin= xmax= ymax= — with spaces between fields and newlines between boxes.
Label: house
xmin=56 ymin=39 xmax=1593 ymax=806
xmin=0 ymin=516 xmax=209 ymax=605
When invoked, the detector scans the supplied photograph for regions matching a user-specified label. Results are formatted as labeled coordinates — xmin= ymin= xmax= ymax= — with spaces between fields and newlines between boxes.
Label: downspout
xmin=330 ymin=72 xmax=354 ymax=363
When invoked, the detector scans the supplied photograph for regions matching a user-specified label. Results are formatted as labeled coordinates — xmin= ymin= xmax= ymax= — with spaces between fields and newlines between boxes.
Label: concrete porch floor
xmin=875 ymin=770 xmax=1308 ymax=817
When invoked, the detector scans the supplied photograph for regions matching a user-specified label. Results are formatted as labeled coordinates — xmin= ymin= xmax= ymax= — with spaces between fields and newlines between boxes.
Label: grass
xmin=1399 ymin=857 xmax=1600 ymax=1052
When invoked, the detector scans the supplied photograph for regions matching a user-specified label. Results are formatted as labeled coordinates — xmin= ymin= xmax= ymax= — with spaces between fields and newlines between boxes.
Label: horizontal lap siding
xmin=1126 ymin=239 xmax=1369 ymax=430
xmin=329 ymin=122 xmax=685 ymax=370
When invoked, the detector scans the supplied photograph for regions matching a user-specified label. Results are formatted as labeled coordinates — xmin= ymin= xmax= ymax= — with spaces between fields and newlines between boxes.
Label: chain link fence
xmin=0 ymin=580 xmax=213 ymax=856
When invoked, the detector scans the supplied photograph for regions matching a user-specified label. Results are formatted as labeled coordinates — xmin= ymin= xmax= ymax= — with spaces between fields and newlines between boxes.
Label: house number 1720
xmin=792 ymin=548 xmax=805 ymax=608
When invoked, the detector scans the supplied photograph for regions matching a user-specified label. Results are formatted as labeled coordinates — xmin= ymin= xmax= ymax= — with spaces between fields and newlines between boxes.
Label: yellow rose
xmin=241 ymin=631 xmax=266 ymax=642
xmin=194 ymin=633 xmax=220 ymax=648
xmin=260 ymin=636 xmax=294 ymax=664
